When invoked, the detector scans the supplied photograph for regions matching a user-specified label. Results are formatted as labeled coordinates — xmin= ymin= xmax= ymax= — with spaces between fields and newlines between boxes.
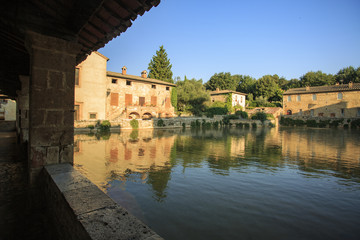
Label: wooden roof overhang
xmin=0 ymin=0 xmax=160 ymax=98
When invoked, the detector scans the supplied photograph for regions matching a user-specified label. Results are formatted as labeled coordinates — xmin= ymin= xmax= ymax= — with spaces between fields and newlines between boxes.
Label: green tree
xmin=335 ymin=66 xmax=360 ymax=84
xmin=171 ymin=87 xmax=177 ymax=112
xmin=148 ymin=45 xmax=173 ymax=83
xmin=176 ymin=76 xmax=210 ymax=115
xmin=283 ymin=78 xmax=301 ymax=90
xmin=254 ymin=75 xmax=281 ymax=100
xmin=205 ymin=72 xmax=237 ymax=91
xmin=299 ymin=71 xmax=335 ymax=87
xmin=235 ymin=75 xmax=256 ymax=94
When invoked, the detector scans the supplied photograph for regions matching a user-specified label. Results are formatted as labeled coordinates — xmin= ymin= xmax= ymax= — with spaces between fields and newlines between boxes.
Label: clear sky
xmin=98 ymin=0 xmax=360 ymax=82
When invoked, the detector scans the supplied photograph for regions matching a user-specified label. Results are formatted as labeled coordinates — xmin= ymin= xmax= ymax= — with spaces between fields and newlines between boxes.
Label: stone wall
xmin=43 ymin=164 xmax=162 ymax=240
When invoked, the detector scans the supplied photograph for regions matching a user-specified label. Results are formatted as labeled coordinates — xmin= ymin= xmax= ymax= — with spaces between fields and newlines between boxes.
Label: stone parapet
xmin=43 ymin=164 xmax=162 ymax=240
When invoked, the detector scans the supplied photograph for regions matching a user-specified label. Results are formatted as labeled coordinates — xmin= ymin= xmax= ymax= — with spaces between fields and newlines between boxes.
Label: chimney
xmin=305 ymin=86 xmax=310 ymax=91
xmin=349 ymin=81 xmax=353 ymax=88
xmin=216 ymin=88 xmax=220 ymax=92
xmin=141 ymin=70 xmax=147 ymax=78
xmin=122 ymin=66 xmax=127 ymax=75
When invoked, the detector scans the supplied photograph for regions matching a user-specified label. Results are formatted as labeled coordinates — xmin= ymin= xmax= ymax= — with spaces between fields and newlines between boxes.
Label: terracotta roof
xmin=283 ymin=83 xmax=360 ymax=95
xmin=209 ymin=90 xmax=247 ymax=96
xmin=107 ymin=71 xmax=176 ymax=87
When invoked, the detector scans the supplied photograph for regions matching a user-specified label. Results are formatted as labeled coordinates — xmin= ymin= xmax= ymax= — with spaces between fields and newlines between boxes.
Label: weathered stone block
xmin=48 ymin=71 xmax=64 ymax=89
xmin=31 ymin=68 xmax=48 ymax=88
xmin=30 ymin=146 xmax=46 ymax=168
xmin=45 ymin=110 xmax=64 ymax=126
xmin=30 ymin=109 xmax=45 ymax=127
xmin=46 ymin=146 xmax=60 ymax=165
xmin=51 ymin=170 xmax=92 ymax=192
xmin=60 ymin=145 xmax=73 ymax=164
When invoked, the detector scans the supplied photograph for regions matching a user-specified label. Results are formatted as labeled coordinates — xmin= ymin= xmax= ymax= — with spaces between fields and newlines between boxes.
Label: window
xmin=151 ymin=96 xmax=157 ymax=106
xmin=341 ymin=108 xmax=345 ymax=117
xmin=310 ymin=109 xmax=314 ymax=116
xmin=312 ymin=94 xmax=317 ymax=100
xmin=299 ymin=109 xmax=302 ymax=115
xmin=89 ymin=113 xmax=97 ymax=119
xmin=74 ymin=104 xmax=80 ymax=121
xmin=125 ymin=94 xmax=132 ymax=106
xmin=139 ymin=97 xmax=145 ymax=106
xmin=297 ymin=95 xmax=301 ymax=101
xmin=318 ymin=113 xmax=324 ymax=117
xmin=126 ymin=80 xmax=131 ymax=86
xmin=112 ymin=79 xmax=117 ymax=84
xmin=110 ymin=93 xmax=119 ymax=106
xmin=75 ymin=68 xmax=80 ymax=86
xmin=330 ymin=113 xmax=336 ymax=117
xmin=338 ymin=93 xmax=343 ymax=100
xmin=152 ymin=85 xmax=156 ymax=89
xmin=166 ymin=86 xmax=170 ymax=91
xmin=287 ymin=96 xmax=291 ymax=102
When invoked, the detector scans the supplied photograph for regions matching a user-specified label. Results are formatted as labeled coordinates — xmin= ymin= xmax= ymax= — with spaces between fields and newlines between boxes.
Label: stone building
xmin=0 ymin=97 xmax=16 ymax=121
xmin=74 ymin=52 xmax=176 ymax=121
xmin=283 ymin=82 xmax=360 ymax=118
xmin=209 ymin=88 xmax=246 ymax=109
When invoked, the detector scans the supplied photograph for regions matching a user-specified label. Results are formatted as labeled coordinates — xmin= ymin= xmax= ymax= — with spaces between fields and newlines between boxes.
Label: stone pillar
xmin=26 ymin=31 xmax=81 ymax=182
xmin=16 ymin=75 xmax=30 ymax=144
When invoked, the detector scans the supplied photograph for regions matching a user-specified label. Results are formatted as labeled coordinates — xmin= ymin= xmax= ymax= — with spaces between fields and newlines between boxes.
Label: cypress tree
xmin=148 ymin=45 xmax=173 ymax=83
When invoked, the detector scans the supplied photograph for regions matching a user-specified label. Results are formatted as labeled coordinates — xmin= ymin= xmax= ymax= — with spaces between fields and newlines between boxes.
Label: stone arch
xmin=129 ymin=112 xmax=140 ymax=119
xmin=142 ymin=112 xmax=153 ymax=120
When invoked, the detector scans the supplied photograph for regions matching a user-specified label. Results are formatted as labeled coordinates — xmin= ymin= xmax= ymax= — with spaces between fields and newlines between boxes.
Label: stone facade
xmin=74 ymin=52 xmax=176 ymax=122
xmin=209 ymin=89 xmax=246 ymax=110
xmin=75 ymin=52 xmax=108 ymax=121
xmin=283 ymin=83 xmax=360 ymax=118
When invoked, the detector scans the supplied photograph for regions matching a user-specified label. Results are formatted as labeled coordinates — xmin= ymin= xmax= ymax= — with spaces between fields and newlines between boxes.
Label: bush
xmin=212 ymin=121 xmax=219 ymax=128
xmin=236 ymin=123 xmax=243 ymax=128
xmin=99 ymin=120 xmax=111 ymax=131
xmin=306 ymin=120 xmax=317 ymax=127
xmin=280 ymin=117 xmax=295 ymax=126
xmin=157 ymin=119 xmax=165 ymax=127
xmin=244 ymin=123 xmax=250 ymax=128
xmin=351 ymin=119 xmax=360 ymax=128
xmin=294 ymin=119 xmax=305 ymax=126
xmin=251 ymin=123 xmax=257 ymax=128
xmin=182 ymin=122 xmax=186 ymax=128
xmin=130 ymin=130 xmax=139 ymax=140
xmin=318 ymin=120 xmax=329 ymax=128
xmin=251 ymin=112 xmax=267 ymax=122
xmin=268 ymin=122 xmax=275 ymax=128
xmin=130 ymin=119 xmax=139 ymax=129
xmin=343 ymin=124 xmax=349 ymax=128
xmin=235 ymin=110 xmax=248 ymax=119
xmin=87 ymin=125 xmax=95 ymax=130
xmin=206 ymin=107 xmax=228 ymax=118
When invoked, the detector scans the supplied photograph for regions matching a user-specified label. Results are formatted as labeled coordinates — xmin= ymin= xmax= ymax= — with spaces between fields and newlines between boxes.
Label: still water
xmin=74 ymin=127 xmax=360 ymax=240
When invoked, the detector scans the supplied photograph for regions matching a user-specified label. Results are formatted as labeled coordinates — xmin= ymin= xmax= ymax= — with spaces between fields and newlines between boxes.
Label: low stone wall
xmin=0 ymin=121 xmax=16 ymax=132
xmin=43 ymin=163 xmax=162 ymax=240
xmin=75 ymin=116 xmax=274 ymax=131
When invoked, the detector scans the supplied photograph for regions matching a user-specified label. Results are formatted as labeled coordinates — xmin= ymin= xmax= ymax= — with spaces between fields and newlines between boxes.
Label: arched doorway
xmin=129 ymin=112 xmax=140 ymax=119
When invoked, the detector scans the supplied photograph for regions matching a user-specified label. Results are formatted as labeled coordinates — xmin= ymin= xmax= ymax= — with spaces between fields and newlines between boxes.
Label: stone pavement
xmin=0 ymin=132 xmax=52 ymax=240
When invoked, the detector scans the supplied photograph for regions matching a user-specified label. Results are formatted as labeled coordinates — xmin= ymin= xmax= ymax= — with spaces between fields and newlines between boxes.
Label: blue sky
xmin=99 ymin=0 xmax=360 ymax=82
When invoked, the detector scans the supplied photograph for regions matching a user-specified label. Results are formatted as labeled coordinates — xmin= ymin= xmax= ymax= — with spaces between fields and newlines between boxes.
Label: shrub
xmin=251 ymin=112 xmax=267 ymax=122
xmin=212 ymin=121 xmax=219 ymax=128
xmin=306 ymin=120 xmax=317 ymax=127
xmin=318 ymin=120 xmax=329 ymax=128
xmin=251 ymin=123 xmax=257 ymax=128
xmin=351 ymin=119 xmax=360 ymax=128
xmin=130 ymin=130 xmax=139 ymax=140
xmin=244 ymin=123 xmax=250 ymax=128
xmin=235 ymin=110 xmax=248 ymax=119
xmin=157 ymin=119 xmax=165 ymax=127
xmin=87 ymin=125 xmax=95 ymax=130
xmin=130 ymin=119 xmax=139 ymax=129
xmin=99 ymin=120 xmax=111 ymax=131
xmin=182 ymin=122 xmax=186 ymax=128
xmin=236 ymin=123 xmax=243 ymax=128
xmin=190 ymin=120 xmax=201 ymax=128
xmin=294 ymin=119 xmax=305 ymax=126
xmin=268 ymin=122 xmax=275 ymax=128
xmin=280 ymin=117 xmax=295 ymax=126
xmin=343 ymin=124 xmax=349 ymax=128
xmin=206 ymin=107 xmax=227 ymax=118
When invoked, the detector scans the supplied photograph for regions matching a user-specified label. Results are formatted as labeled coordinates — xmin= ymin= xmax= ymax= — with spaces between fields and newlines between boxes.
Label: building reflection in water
xmin=74 ymin=128 xmax=360 ymax=203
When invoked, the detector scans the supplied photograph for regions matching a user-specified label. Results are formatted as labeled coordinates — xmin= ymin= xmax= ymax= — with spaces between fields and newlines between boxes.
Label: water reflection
xmin=75 ymin=128 xmax=360 ymax=201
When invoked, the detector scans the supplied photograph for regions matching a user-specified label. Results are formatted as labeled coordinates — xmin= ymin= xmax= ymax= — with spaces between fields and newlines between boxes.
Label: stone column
xmin=16 ymin=75 xmax=30 ymax=144
xmin=26 ymin=31 xmax=81 ymax=183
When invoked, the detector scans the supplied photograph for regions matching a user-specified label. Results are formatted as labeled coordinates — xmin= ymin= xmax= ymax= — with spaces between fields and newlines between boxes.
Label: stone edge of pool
xmin=43 ymin=163 xmax=163 ymax=240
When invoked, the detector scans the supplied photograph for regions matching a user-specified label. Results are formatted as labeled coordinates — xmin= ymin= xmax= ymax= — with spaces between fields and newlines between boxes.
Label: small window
xmin=299 ymin=109 xmax=302 ymax=115
xmin=310 ymin=109 xmax=314 ymax=116
xmin=287 ymin=96 xmax=291 ymax=102
xmin=341 ymin=108 xmax=345 ymax=117
xmin=312 ymin=94 xmax=317 ymax=100
xmin=139 ymin=97 xmax=145 ymax=106
xmin=297 ymin=95 xmax=301 ymax=101
xmin=126 ymin=80 xmax=131 ymax=86
xmin=89 ymin=113 xmax=97 ymax=119
xmin=75 ymin=68 xmax=80 ymax=86
xmin=338 ymin=93 xmax=343 ymax=100
xmin=318 ymin=113 xmax=324 ymax=117
xmin=152 ymin=85 xmax=156 ymax=89
xmin=330 ymin=113 xmax=336 ymax=117
xmin=112 ymin=79 xmax=117 ymax=84
xmin=166 ymin=86 xmax=170 ymax=91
